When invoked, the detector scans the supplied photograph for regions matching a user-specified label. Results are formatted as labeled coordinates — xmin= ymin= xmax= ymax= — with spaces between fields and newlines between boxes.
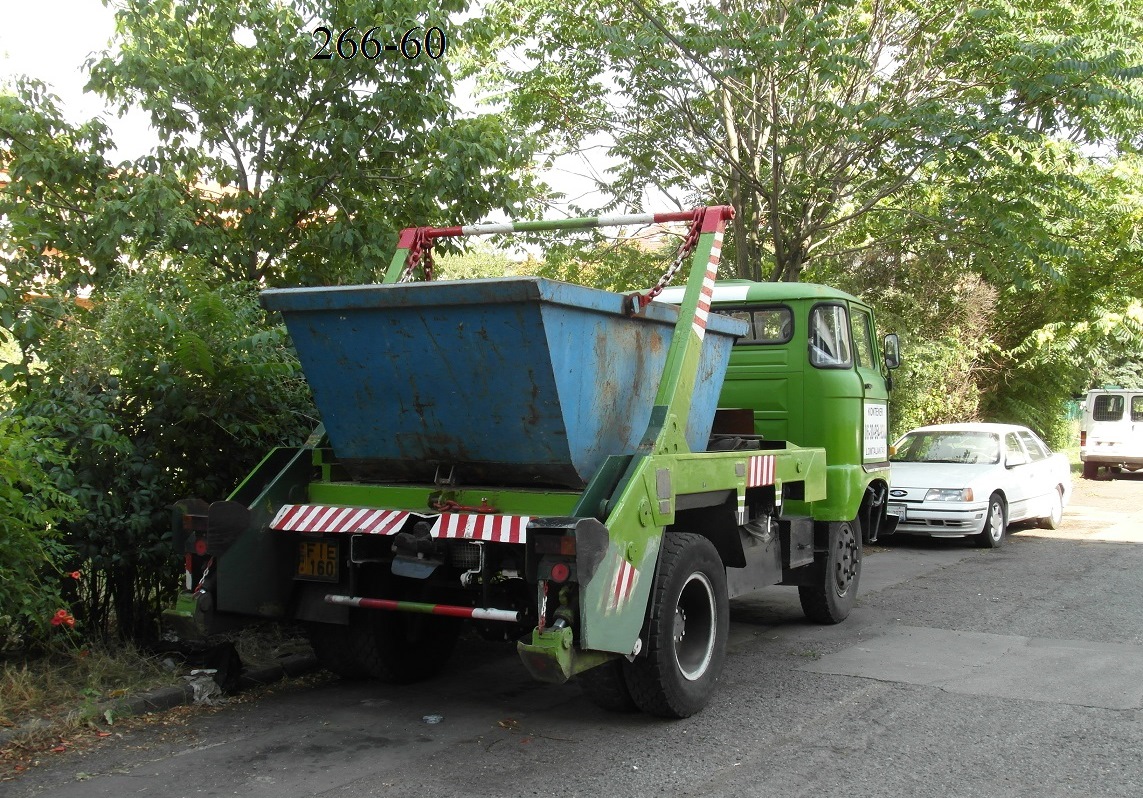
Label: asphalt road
xmin=9 ymin=474 xmax=1143 ymax=798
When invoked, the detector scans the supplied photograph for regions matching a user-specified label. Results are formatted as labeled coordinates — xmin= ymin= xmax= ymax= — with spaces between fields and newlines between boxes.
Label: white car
xmin=888 ymin=423 xmax=1073 ymax=547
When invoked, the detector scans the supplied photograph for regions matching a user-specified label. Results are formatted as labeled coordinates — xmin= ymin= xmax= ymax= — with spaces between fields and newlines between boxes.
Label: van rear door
xmin=1081 ymin=390 xmax=1143 ymax=477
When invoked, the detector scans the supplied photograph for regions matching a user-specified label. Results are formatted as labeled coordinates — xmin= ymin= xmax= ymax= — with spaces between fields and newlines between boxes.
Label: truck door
xmin=850 ymin=306 xmax=889 ymax=466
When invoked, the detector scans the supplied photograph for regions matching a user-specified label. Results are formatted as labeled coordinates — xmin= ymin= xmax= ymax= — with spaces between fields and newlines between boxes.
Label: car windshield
xmin=891 ymin=431 xmax=1001 ymax=465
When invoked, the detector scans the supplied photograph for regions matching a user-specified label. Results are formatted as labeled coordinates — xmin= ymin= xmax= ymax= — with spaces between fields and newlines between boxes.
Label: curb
xmin=0 ymin=653 xmax=318 ymax=748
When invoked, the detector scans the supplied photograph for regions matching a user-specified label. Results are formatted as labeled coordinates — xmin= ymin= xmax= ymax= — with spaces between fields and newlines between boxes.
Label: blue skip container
xmin=261 ymin=277 xmax=744 ymax=488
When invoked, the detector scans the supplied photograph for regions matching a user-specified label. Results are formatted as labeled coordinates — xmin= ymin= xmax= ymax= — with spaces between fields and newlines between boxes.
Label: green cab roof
xmin=654 ymin=280 xmax=862 ymax=306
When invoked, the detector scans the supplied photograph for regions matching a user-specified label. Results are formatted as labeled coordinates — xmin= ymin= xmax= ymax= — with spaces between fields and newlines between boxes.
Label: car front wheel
xmin=1040 ymin=487 xmax=1063 ymax=530
xmin=976 ymin=494 xmax=1007 ymax=548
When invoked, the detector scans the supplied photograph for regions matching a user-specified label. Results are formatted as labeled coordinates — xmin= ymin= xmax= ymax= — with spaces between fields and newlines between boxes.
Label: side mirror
xmin=883 ymin=333 xmax=901 ymax=370
xmin=1006 ymin=452 xmax=1028 ymax=468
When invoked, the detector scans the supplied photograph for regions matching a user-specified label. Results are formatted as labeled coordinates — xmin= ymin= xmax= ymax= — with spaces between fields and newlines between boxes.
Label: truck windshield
xmin=891 ymin=431 xmax=1001 ymax=465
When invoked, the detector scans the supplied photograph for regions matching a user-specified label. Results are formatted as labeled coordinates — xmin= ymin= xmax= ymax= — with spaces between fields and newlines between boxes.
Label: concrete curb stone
xmin=0 ymin=653 xmax=318 ymax=748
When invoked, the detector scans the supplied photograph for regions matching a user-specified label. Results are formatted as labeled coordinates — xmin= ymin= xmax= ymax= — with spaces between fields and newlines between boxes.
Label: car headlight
xmin=924 ymin=488 xmax=974 ymax=502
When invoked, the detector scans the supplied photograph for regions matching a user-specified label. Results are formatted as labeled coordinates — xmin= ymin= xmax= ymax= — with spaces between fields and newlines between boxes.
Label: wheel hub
xmin=673 ymin=573 xmax=716 ymax=681
xmin=988 ymin=502 xmax=1003 ymax=541
xmin=833 ymin=523 xmax=859 ymax=596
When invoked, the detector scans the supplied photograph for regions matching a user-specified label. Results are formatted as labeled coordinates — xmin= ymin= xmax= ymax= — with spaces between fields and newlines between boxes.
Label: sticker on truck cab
xmin=864 ymin=401 xmax=888 ymax=461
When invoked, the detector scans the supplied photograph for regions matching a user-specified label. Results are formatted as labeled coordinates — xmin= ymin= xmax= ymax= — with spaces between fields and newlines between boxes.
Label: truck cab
xmin=658 ymin=280 xmax=900 ymax=541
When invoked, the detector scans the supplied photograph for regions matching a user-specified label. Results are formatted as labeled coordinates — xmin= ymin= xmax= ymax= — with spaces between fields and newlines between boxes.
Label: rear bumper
xmin=1080 ymin=452 xmax=1143 ymax=468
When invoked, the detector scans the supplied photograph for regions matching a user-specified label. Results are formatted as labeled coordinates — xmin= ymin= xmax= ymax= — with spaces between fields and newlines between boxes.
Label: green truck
xmin=172 ymin=206 xmax=899 ymax=718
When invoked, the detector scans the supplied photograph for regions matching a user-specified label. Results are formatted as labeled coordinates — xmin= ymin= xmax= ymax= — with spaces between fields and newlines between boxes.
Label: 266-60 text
xmin=311 ymin=26 xmax=447 ymax=60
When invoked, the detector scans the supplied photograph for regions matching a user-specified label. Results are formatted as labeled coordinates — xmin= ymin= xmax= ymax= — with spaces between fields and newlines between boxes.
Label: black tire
xmin=578 ymin=659 xmax=638 ymax=713
xmin=799 ymin=518 xmax=861 ymax=624
xmin=976 ymin=493 xmax=1007 ymax=548
xmin=307 ymin=616 xmax=377 ymax=680
xmin=623 ymin=533 xmax=728 ymax=719
xmin=1082 ymin=461 xmax=1099 ymax=480
xmin=309 ymin=570 xmax=461 ymax=684
xmin=1040 ymin=487 xmax=1064 ymax=530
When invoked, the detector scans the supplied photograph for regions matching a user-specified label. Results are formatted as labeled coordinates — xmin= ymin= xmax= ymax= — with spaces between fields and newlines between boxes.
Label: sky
xmin=1 ymin=0 xmax=160 ymax=160
xmin=0 ymin=0 xmax=609 ymax=210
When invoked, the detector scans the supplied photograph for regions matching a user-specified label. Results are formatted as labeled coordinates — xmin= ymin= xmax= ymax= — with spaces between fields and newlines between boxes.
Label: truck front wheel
xmin=623 ymin=533 xmax=728 ymax=718
xmin=799 ymin=519 xmax=861 ymax=624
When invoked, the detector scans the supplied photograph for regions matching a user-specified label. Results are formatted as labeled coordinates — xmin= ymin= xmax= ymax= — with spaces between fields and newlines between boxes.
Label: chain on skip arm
xmin=627 ymin=206 xmax=706 ymax=313
xmin=398 ymin=227 xmax=436 ymax=283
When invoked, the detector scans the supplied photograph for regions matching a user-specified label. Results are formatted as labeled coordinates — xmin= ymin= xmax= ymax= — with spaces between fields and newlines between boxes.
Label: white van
xmin=1080 ymin=389 xmax=1143 ymax=479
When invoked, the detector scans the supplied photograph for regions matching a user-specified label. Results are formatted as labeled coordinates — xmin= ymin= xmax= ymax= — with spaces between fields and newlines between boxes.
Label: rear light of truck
xmin=533 ymin=534 xmax=576 ymax=557
xmin=1080 ymin=431 xmax=1087 ymax=447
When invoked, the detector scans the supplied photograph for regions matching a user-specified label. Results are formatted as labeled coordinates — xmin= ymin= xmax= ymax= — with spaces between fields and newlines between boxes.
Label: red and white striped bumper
xmin=269 ymin=504 xmax=532 ymax=544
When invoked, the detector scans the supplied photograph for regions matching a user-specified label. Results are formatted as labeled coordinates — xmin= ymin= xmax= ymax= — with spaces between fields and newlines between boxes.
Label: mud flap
xmin=517 ymin=626 xmax=616 ymax=685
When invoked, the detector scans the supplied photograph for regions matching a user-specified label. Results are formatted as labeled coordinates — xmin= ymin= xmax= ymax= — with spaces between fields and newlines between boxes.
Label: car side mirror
xmin=1006 ymin=452 xmax=1028 ymax=468
xmin=883 ymin=333 xmax=901 ymax=370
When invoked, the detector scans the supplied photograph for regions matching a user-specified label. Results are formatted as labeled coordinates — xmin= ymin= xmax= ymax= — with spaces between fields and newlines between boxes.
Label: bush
xmin=888 ymin=331 xmax=985 ymax=438
xmin=11 ymin=269 xmax=314 ymax=642
xmin=0 ymin=415 xmax=80 ymax=652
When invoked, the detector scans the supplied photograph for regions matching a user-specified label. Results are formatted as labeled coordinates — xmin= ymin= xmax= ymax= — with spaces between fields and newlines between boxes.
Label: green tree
xmin=475 ymin=0 xmax=1143 ymax=284
xmin=2 ymin=0 xmax=542 ymax=358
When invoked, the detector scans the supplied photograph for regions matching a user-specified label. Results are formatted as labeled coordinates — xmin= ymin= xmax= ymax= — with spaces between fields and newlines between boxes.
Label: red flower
xmin=51 ymin=609 xmax=76 ymax=628
xmin=68 ymin=571 xmax=81 ymax=579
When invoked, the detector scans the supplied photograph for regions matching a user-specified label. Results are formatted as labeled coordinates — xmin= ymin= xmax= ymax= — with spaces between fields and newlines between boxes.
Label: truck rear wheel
xmin=309 ymin=570 xmax=461 ymax=684
xmin=623 ymin=533 xmax=728 ymax=718
xmin=799 ymin=519 xmax=861 ymax=624
xmin=307 ymin=616 xmax=378 ymax=680
xmin=308 ymin=610 xmax=461 ymax=684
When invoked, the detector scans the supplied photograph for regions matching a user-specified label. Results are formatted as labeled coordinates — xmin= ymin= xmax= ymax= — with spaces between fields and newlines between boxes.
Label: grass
xmin=0 ymin=626 xmax=316 ymax=783
xmin=0 ymin=625 xmax=311 ymax=746
xmin=0 ymin=645 xmax=182 ymax=734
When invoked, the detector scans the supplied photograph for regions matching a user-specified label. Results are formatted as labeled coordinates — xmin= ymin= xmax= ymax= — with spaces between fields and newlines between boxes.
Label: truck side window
xmin=1133 ymin=396 xmax=1143 ymax=422
xmin=1093 ymin=394 xmax=1124 ymax=421
xmin=725 ymin=306 xmax=792 ymax=344
xmin=851 ymin=309 xmax=875 ymax=369
xmin=809 ymin=304 xmax=852 ymax=368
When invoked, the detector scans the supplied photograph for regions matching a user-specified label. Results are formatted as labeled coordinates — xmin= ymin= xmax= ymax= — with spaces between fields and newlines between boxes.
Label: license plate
xmin=888 ymin=502 xmax=907 ymax=521
xmin=296 ymin=540 xmax=339 ymax=582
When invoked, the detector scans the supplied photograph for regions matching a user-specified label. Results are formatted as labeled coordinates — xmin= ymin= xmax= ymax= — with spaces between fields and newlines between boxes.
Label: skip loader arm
xmin=513 ymin=207 xmax=827 ymax=681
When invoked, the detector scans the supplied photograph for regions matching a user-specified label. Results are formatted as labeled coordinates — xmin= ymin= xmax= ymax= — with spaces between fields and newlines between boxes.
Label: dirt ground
xmin=1021 ymin=467 xmax=1143 ymax=543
